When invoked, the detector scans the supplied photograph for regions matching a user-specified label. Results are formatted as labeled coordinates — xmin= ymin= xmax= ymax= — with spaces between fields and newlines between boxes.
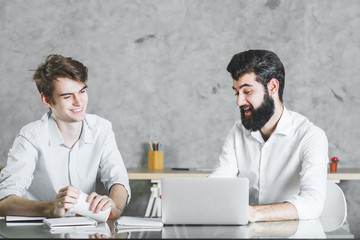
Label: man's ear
xmin=267 ymin=78 xmax=279 ymax=96
xmin=41 ymin=93 xmax=53 ymax=108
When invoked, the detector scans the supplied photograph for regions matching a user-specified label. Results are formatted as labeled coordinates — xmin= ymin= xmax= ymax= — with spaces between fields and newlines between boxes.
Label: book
xmin=114 ymin=216 xmax=163 ymax=229
xmin=6 ymin=221 xmax=44 ymax=226
xmin=6 ymin=216 xmax=45 ymax=222
xmin=115 ymin=227 xmax=162 ymax=234
xmin=5 ymin=216 xmax=46 ymax=226
xmin=44 ymin=221 xmax=110 ymax=236
xmin=43 ymin=216 xmax=97 ymax=231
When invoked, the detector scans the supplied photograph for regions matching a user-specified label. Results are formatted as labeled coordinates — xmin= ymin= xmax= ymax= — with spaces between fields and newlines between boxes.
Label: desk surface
xmin=128 ymin=167 xmax=360 ymax=181
xmin=0 ymin=217 xmax=354 ymax=239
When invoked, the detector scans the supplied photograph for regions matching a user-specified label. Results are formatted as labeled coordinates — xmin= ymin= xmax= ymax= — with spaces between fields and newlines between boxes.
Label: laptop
xmin=161 ymin=177 xmax=249 ymax=225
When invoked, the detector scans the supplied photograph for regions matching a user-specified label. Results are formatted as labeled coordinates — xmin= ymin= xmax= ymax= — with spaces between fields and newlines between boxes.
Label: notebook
xmin=161 ymin=177 xmax=249 ymax=225
xmin=43 ymin=216 xmax=97 ymax=232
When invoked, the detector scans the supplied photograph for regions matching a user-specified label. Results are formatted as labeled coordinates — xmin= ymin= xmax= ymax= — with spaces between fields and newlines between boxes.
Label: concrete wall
xmin=1 ymin=0 xmax=359 ymax=234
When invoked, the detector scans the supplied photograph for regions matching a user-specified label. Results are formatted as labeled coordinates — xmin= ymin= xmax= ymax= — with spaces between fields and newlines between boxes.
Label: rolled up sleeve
xmin=0 ymin=134 xmax=37 ymax=200
xmin=99 ymin=127 xmax=131 ymax=204
xmin=286 ymin=128 xmax=328 ymax=219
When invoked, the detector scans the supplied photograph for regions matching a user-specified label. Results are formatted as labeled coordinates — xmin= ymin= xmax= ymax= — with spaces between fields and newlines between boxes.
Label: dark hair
xmin=33 ymin=54 xmax=88 ymax=102
xmin=226 ymin=49 xmax=285 ymax=102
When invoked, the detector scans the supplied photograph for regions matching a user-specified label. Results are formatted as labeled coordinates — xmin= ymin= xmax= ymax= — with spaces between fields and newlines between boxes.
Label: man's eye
xmin=63 ymin=96 xmax=71 ymax=99
xmin=245 ymin=91 xmax=251 ymax=95
xmin=234 ymin=92 xmax=239 ymax=96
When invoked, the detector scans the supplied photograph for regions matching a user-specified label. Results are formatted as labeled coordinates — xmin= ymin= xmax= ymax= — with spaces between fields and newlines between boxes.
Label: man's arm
xmin=0 ymin=185 xmax=79 ymax=217
xmin=108 ymin=184 xmax=128 ymax=219
xmin=249 ymin=202 xmax=298 ymax=222
xmin=0 ymin=195 xmax=54 ymax=217
xmin=87 ymin=184 xmax=128 ymax=220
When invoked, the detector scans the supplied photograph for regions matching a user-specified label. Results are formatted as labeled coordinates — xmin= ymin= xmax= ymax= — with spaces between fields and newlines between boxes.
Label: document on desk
xmin=114 ymin=216 xmax=163 ymax=229
xmin=43 ymin=217 xmax=97 ymax=232
xmin=5 ymin=216 xmax=46 ymax=226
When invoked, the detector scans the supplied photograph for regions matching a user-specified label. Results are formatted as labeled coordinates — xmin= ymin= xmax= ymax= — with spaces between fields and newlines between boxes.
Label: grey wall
xmin=1 ymin=0 xmax=359 ymax=232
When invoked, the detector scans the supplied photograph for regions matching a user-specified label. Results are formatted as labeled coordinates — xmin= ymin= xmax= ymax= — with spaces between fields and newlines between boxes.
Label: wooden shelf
xmin=127 ymin=168 xmax=211 ymax=180
xmin=327 ymin=168 xmax=360 ymax=180
xmin=127 ymin=167 xmax=360 ymax=181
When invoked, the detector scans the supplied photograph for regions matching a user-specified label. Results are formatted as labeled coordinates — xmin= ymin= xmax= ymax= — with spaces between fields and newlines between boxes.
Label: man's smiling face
xmin=232 ymin=72 xmax=275 ymax=131
xmin=44 ymin=77 xmax=88 ymax=124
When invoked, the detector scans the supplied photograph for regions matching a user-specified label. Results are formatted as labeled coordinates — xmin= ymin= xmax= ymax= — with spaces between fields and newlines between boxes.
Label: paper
xmin=5 ymin=216 xmax=46 ymax=222
xmin=114 ymin=216 xmax=163 ymax=228
xmin=43 ymin=216 xmax=97 ymax=228
xmin=6 ymin=222 xmax=44 ymax=226
xmin=5 ymin=216 xmax=46 ymax=226
xmin=48 ymin=222 xmax=111 ymax=236
xmin=67 ymin=191 xmax=111 ymax=222
xmin=115 ymin=227 xmax=162 ymax=234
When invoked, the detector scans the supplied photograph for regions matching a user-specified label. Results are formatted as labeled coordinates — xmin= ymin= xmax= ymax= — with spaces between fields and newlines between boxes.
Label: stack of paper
xmin=115 ymin=216 xmax=163 ymax=228
xmin=5 ymin=216 xmax=45 ymax=226
xmin=43 ymin=217 xmax=97 ymax=233
xmin=114 ymin=216 xmax=163 ymax=233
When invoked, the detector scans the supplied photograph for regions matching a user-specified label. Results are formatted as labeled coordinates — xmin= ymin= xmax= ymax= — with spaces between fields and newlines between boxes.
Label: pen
xmin=171 ymin=168 xmax=190 ymax=171
xmin=149 ymin=142 xmax=153 ymax=151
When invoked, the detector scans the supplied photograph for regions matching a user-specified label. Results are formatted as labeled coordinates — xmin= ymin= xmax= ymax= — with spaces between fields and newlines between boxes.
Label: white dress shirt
xmin=209 ymin=107 xmax=328 ymax=219
xmin=0 ymin=111 xmax=131 ymax=203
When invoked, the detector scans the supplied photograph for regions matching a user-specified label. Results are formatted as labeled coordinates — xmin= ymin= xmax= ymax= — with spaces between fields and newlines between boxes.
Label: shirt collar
xmin=79 ymin=117 xmax=95 ymax=147
xmin=47 ymin=111 xmax=94 ymax=147
xmin=48 ymin=112 xmax=65 ymax=147
xmin=272 ymin=106 xmax=292 ymax=136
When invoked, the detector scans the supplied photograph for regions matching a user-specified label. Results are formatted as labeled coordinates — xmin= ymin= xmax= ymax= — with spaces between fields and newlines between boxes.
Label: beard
xmin=240 ymin=90 xmax=275 ymax=131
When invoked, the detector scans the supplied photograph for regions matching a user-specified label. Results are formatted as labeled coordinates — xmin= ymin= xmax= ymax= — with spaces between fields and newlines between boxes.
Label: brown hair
xmin=33 ymin=54 xmax=88 ymax=103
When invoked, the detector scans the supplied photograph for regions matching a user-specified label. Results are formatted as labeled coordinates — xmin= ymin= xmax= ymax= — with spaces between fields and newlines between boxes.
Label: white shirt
xmin=209 ymin=107 xmax=328 ymax=219
xmin=0 ymin=111 xmax=131 ymax=203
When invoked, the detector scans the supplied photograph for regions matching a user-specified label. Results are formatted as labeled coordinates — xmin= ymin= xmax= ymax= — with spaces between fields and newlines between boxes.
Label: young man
xmin=0 ymin=54 xmax=130 ymax=220
xmin=209 ymin=50 xmax=328 ymax=222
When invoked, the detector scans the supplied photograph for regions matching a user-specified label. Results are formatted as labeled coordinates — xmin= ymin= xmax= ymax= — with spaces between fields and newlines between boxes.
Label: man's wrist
xmin=45 ymin=201 xmax=57 ymax=218
xmin=249 ymin=205 xmax=259 ymax=222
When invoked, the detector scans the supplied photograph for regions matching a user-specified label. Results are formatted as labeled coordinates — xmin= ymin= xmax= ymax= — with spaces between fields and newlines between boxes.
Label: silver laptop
xmin=161 ymin=177 xmax=249 ymax=225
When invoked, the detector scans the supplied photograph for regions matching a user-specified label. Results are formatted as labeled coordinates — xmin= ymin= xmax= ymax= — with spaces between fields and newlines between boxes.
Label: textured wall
xmin=0 ymin=0 xmax=359 ymax=231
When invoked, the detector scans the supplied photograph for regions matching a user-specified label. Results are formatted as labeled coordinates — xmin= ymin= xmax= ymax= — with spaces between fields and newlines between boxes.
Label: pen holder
xmin=148 ymin=151 xmax=163 ymax=170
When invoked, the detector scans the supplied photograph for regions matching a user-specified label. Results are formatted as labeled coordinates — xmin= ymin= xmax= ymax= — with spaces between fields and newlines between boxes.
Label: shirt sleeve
xmin=0 ymin=133 xmax=37 ymax=200
xmin=208 ymin=123 xmax=239 ymax=178
xmin=98 ymin=124 xmax=131 ymax=204
xmin=285 ymin=127 xmax=328 ymax=219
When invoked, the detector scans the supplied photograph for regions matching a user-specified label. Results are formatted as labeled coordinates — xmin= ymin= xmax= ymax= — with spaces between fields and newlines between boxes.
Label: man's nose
xmin=73 ymin=94 xmax=82 ymax=106
xmin=236 ymin=94 xmax=247 ymax=106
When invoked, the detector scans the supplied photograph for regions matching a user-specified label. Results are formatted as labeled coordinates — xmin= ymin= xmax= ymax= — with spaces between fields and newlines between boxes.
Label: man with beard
xmin=209 ymin=50 xmax=328 ymax=222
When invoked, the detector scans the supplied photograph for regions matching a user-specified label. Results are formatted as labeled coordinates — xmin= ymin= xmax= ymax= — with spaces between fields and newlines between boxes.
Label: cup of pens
xmin=148 ymin=141 xmax=163 ymax=170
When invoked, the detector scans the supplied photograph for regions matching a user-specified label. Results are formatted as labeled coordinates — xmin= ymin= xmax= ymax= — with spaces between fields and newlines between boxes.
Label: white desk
xmin=0 ymin=217 xmax=354 ymax=239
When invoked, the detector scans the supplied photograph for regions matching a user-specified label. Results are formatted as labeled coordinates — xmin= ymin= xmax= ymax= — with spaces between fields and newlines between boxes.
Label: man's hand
xmin=86 ymin=192 xmax=119 ymax=220
xmin=86 ymin=184 xmax=128 ymax=220
xmin=54 ymin=185 xmax=80 ymax=217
